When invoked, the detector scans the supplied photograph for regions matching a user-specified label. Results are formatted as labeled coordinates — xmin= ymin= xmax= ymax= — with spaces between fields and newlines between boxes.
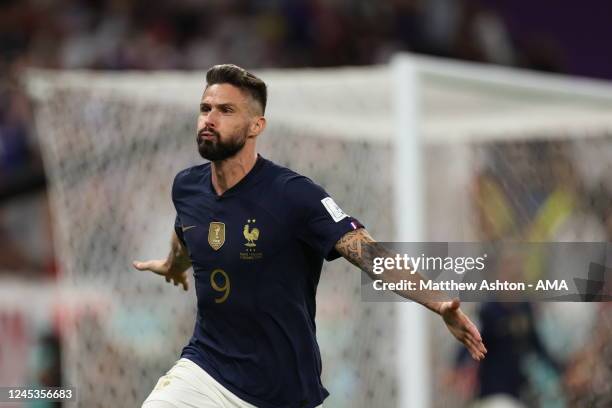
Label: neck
xmin=210 ymin=147 xmax=257 ymax=195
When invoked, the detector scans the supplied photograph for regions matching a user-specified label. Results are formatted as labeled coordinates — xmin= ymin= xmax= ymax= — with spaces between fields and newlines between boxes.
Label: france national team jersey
xmin=172 ymin=155 xmax=363 ymax=408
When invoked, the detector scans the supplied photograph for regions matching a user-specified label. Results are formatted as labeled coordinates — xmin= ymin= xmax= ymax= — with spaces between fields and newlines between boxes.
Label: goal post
xmin=392 ymin=55 xmax=429 ymax=408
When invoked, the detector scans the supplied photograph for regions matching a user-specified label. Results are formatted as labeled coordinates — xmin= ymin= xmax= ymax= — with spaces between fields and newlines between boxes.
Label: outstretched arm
xmin=133 ymin=230 xmax=192 ymax=291
xmin=335 ymin=228 xmax=487 ymax=361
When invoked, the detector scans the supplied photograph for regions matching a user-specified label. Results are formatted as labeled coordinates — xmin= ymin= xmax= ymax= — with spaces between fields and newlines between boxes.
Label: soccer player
xmin=133 ymin=64 xmax=486 ymax=408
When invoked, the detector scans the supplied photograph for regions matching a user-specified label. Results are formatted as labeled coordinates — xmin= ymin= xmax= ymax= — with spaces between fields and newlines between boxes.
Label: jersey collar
xmin=208 ymin=154 xmax=266 ymax=199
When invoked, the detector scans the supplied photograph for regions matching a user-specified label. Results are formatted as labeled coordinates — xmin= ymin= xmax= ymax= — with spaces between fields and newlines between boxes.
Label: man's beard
xmin=197 ymin=127 xmax=248 ymax=161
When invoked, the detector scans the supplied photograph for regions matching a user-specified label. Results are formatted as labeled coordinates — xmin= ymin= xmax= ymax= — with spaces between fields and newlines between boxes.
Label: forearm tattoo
xmin=335 ymin=228 xmax=447 ymax=310
xmin=335 ymin=229 xmax=385 ymax=276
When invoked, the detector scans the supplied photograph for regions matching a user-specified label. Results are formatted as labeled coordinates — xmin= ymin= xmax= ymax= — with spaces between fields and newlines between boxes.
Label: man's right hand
xmin=133 ymin=259 xmax=189 ymax=291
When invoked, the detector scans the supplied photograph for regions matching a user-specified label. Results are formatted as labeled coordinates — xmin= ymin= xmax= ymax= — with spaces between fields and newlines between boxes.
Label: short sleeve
xmin=172 ymin=169 xmax=189 ymax=247
xmin=284 ymin=176 xmax=363 ymax=261
xmin=174 ymin=214 xmax=186 ymax=246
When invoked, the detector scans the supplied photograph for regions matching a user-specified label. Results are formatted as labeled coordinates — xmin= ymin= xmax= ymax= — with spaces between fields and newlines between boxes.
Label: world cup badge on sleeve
xmin=208 ymin=222 xmax=225 ymax=250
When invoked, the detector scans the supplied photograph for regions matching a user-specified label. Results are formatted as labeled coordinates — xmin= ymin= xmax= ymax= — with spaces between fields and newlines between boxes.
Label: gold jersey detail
xmin=208 ymin=222 xmax=225 ymax=251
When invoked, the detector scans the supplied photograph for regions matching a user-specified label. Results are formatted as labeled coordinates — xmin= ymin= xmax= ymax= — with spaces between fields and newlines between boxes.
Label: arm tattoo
xmin=335 ymin=228 xmax=383 ymax=275
xmin=335 ymin=228 xmax=447 ymax=312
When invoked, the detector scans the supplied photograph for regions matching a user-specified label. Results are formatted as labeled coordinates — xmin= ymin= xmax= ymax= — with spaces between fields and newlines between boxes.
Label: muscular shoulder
xmin=266 ymin=160 xmax=304 ymax=185
xmin=261 ymin=160 xmax=321 ymax=198
xmin=172 ymin=163 xmax=210 ymax=198
xmin=174 ymin=163 xmax=210 ymax=184
xmin=260 ymin=162 xmax=331 ymax=220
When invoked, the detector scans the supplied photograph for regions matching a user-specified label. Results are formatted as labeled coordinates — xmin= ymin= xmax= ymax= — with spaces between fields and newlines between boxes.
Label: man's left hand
xmin=440 ymin=299 xmax=487 ymax=361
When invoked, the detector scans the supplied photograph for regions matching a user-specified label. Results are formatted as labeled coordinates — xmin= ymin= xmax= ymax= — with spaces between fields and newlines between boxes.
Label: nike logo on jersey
xmin=182 ymin=225 xmax=197 ymax=232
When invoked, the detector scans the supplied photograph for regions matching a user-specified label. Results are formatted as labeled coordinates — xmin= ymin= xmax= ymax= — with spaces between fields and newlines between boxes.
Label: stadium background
xmin=1 ymin=1 xmax=611 ymax=407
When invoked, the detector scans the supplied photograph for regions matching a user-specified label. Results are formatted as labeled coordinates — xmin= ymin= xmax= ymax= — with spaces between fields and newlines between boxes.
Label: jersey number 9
xmin=210 ymin=269 xmax=230 ymax=303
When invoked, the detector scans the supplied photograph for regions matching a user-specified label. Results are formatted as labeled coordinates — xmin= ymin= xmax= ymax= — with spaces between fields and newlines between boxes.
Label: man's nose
xmin=204 ymin=110 xmax=219 ymax=128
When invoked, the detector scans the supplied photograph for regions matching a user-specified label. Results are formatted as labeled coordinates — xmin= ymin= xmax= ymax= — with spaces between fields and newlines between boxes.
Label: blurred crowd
xmin=2 ymin=0 xmax=560 ymax=71
xmin=447 ymin=140 xmax=612 ymax=407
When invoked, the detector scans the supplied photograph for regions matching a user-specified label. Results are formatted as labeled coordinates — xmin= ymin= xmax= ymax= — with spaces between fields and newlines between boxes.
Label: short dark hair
xmin=206 ymin=64 xmax=267 ymax=114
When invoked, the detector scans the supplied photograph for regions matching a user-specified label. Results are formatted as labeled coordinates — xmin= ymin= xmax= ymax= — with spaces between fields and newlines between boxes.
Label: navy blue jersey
xmin=172 ymin=156 xmax=363 ymax=408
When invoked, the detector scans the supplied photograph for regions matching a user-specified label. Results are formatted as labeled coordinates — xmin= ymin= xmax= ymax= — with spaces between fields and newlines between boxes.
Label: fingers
xmin=132 ymin=260 xmax=166 ymax=275
xmin=443 ymin=302 xmax=487 ymax=361
xmin=466 ymin=323 xmax=483 ymax=342
xmin=461 ymin=322 xmax=487 ymax=354
xmin=464 ymin=323 xmax=485 ymax=352
xmin=170 ymin=276 xmax=189 ymax=291
xmin=173 ymin=277 xmax=189 ymax=291
xmin=461 ymin=332 xmax=487 ymax=360
xmin=466 ymin=333 xmax=486 ymax=354
xmin=452 ymin=310 xmax=487 ymax=360
xmin=461 ymin=335 xmax=487 ymax=359
xmin=465 ymin=336 xmax=487 ymax=357
xmin=134 ymin=260 xmax=188 ymax=291
xmin=455 ymin=309 xmax=483 ymax=343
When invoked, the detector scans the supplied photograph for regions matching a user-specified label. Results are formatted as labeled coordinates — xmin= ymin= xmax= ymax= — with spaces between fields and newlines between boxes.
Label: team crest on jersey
xmin=208 ymin=222 xmax=225 ymax=251
xmin=240 ymin=219 xmax=263 ymax=260
xmin=243 ymin=219 xmax=259 ymax=247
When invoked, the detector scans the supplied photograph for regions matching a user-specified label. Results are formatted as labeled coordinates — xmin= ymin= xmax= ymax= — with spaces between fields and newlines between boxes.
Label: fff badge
xmin=208 ymin=222 xmax=225 ymax=250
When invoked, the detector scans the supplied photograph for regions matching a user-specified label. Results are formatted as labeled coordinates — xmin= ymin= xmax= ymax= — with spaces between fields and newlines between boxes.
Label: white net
xmin=25 ymin=54 xmax=612 ymax=407
xmin=26 ymin=66 xmax=397 ymax=408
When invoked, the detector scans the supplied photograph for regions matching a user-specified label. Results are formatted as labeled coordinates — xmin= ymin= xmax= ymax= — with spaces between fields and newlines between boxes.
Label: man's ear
xmin=249 ymin=116 xmax=266 ymax=138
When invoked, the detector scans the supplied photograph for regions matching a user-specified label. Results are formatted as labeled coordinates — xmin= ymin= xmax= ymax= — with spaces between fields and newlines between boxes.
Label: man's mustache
xmin=198 ymin=128 xmax=220 ymax=139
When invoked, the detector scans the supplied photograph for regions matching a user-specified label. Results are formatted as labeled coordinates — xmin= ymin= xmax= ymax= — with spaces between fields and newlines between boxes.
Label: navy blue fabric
xmin=172 ymin=156 xmax=362 ymax=408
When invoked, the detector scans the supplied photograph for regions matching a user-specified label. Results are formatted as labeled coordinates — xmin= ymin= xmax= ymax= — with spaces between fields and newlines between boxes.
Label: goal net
xmin=24 ymin=54 xmax=612 ymax=408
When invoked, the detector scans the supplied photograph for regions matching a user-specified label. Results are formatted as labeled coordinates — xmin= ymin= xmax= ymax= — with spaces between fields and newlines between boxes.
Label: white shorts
xmin=142 ymin=358 xmax=324 ymax=408
xmin=142 ymin=358 xmax=257 ymax=408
